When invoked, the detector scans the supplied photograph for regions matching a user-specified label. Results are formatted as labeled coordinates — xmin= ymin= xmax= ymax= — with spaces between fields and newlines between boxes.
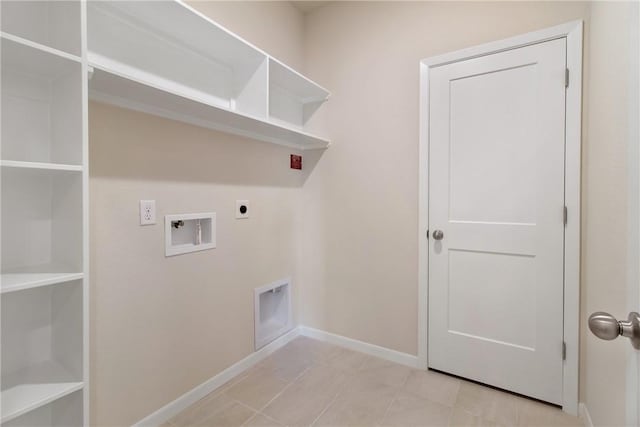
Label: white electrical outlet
xmin=236 ymin=200 xmax=249 ymax=219
xmin=140 ymin=200 xmax=156 ymax=225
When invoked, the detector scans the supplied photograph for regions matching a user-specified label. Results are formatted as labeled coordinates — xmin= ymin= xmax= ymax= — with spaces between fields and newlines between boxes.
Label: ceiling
xmin=290 ymin=1 xmax=330 ymax=14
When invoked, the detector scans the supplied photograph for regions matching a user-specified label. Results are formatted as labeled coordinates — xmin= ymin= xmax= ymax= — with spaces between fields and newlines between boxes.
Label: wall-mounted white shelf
xmin=1 ymin=382 xmax=84 ymax=424
xmin=88 ymin=65 xmax=330 ymax=150
xmin=0 ymin=31 xmax=81 ymax=64
xmin=2 ymin=389 xmax=83 ymax=427
xmin=87 ymin=0 xmax=330 ymax=150
xmin=1 ymin=160 xmax=83 ymax=172
xmin=1 ymin=272 xmax=84 ymax=294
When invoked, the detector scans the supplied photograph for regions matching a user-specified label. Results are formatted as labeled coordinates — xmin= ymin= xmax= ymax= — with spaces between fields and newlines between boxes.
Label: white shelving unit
xmin=87 ymin=0 xmax=330 ymax=150
xmin=1 ymin=1 xmax=88 ymax=425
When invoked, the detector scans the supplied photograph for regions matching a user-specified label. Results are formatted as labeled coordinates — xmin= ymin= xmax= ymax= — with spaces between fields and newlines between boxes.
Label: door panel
xmin=428 ymin=38 xmax=567 ymax=404
xmin=449 ymin=64 xmax=537 ymax=225
xmin=448 ymin=250 xmax=537 ymax=350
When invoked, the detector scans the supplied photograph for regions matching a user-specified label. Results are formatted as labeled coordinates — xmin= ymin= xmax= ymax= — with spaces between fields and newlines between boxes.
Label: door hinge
xmin=562 ymin=341 xmax=567 ymax=360
xmin=565 ymin=68 xmax=569 ymax=88
xmin=563 ymin=206 xmax=568 ymax=226
xmin=426 ymin=229 xmax=429 ymax=239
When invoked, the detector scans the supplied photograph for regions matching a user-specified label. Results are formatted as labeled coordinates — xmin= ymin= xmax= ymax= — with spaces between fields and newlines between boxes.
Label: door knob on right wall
xmin=588 ymin=311 xmax=640 ymax=349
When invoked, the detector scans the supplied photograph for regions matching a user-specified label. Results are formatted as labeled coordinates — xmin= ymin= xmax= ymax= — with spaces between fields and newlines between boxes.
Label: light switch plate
xmin=140 ymin=200 xmax=156 ymax=225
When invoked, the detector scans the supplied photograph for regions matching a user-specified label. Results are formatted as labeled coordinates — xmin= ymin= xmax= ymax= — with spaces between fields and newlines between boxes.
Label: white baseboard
xmin=299 ymin=326 xmax=420 ymax=369
xmin=579 ymin=402 xmax=593 ymax=427
xmin=133 ymin=327 xmax=300 ymax=427
xmin=134 ymin=325 xmax=420 ymax=426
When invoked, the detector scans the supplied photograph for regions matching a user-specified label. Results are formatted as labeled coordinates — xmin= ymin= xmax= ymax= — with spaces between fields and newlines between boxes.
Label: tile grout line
xmin=256 ymin=411 xmax=288 ymax=427
xmin=445 ymin=380 xmax=466 ymax=427
xmin=307 ymin=353 xmax=372 ymax=427
xmin=235 ymin=397 xmax=288 ymax=427
xmin=192 ymin=396 xmax=260 ymax=426
xmin=376 ymin=364 xmax=413 ymax=427
xmin=378 ymin=389 xmax=400 ymax=426
xmin=307 ymin=371 xmax=351 ymax=427
xmin=239 ymin=339 xmax=330 ymax=426
xmin=240 ymin=412 xmax=260 ymax=427
xmin=234 ymin=398 xmax=262 ymax=414
xmin=175 ymin=356 xmax=301 ymax=427
xmin=252 ymin=364 xmax=314 ymax=422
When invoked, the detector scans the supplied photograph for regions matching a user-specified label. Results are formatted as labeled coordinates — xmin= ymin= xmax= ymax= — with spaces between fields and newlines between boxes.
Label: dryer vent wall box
xmin=165 ymin=213 xmax=216 ymax=257
xmin=254 ymin=279 xmax=292 ymax=350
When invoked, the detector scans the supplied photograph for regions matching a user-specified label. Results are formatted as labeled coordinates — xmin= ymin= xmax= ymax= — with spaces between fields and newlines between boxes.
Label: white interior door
xmin=428 ymin=38 xmax=567 ymax=404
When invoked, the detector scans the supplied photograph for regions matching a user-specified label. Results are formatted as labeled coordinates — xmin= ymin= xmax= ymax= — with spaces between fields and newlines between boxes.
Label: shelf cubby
xmin=1 ymin=281 xmax=84 ymax=424
xmin=268 ymin=59 xmax=329 ymax=129
xmin=1 ymin=36 xmax=83 ymax=166
xmin=2 ymin=388 xmax=83 ymax=426
xmin=0 ymin=1 xmax=82 ymax=57
xmin=1 ymin=167 xmax=83 ymax=276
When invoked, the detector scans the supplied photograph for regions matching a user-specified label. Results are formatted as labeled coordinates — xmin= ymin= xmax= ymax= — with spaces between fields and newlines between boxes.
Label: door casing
xmin=417 ymin=20 xmax=583 ymax=415
xmin=626 ymin=4 xmax=639 ymax=425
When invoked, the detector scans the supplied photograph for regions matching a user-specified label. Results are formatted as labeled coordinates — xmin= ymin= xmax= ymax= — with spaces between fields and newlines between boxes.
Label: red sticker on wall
xmin=290 ymin=154 xmax=302 ymax=170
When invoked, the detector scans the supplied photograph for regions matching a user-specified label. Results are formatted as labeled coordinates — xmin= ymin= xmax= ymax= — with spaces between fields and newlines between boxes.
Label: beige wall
xmin=89 ymin=3 xmax=305 ymax=425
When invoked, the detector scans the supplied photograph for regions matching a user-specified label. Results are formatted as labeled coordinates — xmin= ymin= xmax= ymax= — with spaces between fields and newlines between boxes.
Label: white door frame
xmin=626 ymin=3 xmax=639 ymax=425
xmin=418 ymin=20 xmax=583 ymax=415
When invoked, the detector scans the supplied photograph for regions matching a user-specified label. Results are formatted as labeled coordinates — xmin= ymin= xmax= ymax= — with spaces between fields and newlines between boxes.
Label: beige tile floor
xmin=165 ymin=337 xmax=583 ymax=427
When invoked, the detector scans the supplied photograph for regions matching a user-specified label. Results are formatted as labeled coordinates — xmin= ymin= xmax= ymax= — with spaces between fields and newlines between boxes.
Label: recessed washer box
xmin=254 ymin=279 xmax=292 ymax=350
xmin=165 ymin=213 xmax=216 ymax=257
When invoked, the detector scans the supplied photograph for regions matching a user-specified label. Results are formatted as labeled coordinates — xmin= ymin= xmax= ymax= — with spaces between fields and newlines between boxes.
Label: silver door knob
xmin=588 ymin=311 xmax=640 ymax=350
xmin=432 ymin=230 xmax=444 ymax=241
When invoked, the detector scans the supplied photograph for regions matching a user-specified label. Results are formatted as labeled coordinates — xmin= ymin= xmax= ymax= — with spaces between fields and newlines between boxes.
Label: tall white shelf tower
xmin=0 ymin=1 xmax=88 ymax=425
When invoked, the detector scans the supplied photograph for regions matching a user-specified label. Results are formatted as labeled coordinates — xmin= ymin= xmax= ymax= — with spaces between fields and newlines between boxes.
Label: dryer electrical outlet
xmin=236 ymin=200 xmax=250 ymax=219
